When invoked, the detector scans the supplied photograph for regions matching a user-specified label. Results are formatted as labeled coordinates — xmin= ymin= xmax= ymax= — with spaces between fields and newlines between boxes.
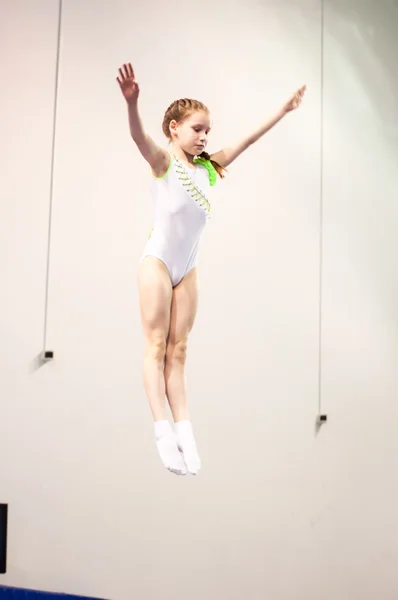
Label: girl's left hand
xmin=283 ymin=85 xmax=307 ymax=113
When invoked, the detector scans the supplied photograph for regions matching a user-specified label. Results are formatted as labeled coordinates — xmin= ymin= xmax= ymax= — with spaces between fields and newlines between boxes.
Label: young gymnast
xmin=117 ymin=62 xmax=306 ymax=476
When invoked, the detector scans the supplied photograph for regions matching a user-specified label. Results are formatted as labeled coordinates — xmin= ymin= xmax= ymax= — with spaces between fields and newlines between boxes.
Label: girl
xmin=117 ymin=62 xmax=306 ymax=476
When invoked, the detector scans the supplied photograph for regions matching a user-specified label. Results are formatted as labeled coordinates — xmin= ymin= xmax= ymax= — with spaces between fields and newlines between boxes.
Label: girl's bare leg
xmin=137 ymin=256 xmax=186 ymax=475
xmin=164 ymin=268 xmax=201 ymax=474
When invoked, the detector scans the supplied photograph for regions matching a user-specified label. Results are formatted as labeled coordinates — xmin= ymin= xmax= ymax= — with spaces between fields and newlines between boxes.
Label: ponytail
xmin=198 ymin=150 xmax=226 ymax=180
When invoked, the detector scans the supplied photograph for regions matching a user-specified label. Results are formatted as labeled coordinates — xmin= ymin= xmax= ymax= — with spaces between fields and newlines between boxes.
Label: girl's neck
xmin=169 ymin=144 xmax=196 ymax=167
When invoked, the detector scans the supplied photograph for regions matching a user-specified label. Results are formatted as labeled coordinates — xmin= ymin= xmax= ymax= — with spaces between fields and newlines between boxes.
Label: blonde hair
xmin=162 ymin=98 xmax=226 ymax=179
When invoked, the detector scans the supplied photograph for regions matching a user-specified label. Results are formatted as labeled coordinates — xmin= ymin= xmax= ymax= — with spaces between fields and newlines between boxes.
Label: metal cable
xmin=43 ymin=0 xmax=62 ymax=351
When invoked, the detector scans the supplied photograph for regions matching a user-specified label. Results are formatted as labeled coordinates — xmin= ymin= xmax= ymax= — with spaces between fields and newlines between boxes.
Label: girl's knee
xmin=146 ymin=334 xmax=167 ymax=362
xmin=166 ymin=338 xmax=188 ymax=364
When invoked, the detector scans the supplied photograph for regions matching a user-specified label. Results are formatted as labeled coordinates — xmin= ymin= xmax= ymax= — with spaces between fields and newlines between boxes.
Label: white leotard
xmin=140 ymin=153 xmax=213 ymax=287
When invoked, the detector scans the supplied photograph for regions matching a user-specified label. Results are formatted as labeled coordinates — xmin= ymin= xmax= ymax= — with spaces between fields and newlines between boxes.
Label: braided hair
xmin=162 ymin=98 xmax=226 ymax=179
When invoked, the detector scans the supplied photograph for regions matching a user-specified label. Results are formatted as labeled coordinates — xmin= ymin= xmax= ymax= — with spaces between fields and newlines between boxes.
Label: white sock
xmin=154 ymin=420 xmax=187 ymax=476
xmin=175 ymin=421 xmax=201 ymax=475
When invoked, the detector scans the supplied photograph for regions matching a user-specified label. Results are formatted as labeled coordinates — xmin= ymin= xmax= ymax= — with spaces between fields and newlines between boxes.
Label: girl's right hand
xmin=116 ymin=63 xmax=140 ymax=104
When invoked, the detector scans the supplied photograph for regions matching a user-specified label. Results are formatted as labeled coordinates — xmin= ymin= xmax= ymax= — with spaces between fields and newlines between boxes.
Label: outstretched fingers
xmin=116 ymin=62 xmax=135 ymax=85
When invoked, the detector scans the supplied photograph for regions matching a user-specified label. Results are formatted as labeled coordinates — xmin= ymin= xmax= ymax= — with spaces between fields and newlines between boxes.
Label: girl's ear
xmin=169 ymin=119 xmax=178 ymax=137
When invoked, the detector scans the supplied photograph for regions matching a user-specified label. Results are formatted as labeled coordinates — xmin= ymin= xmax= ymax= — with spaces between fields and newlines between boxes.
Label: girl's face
xmin=170 ymin=111 xmax=212 ymax=155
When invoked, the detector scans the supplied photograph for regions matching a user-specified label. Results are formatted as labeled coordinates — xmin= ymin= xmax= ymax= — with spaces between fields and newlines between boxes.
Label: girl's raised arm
xmin=117 ymin=63 xmax=168 ymax=175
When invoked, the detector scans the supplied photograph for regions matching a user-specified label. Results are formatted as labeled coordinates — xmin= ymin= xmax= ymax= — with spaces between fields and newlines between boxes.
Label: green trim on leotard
xmin=173 ymin=157 xmax=211 ymax=217
xmin=193 ymin=156 xmax=217 ymax=186
xmin=151 ymin=154 xmax=217 ymax=186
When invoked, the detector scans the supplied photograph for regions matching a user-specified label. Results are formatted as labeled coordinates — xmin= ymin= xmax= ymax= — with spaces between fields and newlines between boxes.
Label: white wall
xmin=1 ymin=0 xmax=398 ymax=598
